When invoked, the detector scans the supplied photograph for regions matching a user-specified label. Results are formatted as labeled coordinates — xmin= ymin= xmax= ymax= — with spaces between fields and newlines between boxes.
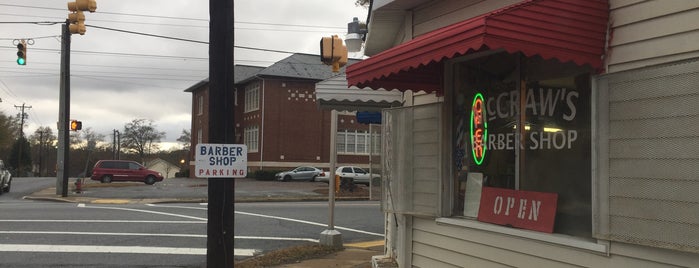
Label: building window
xmin=245 ymin=82 xmax=260 ymax=113
xmin=451 ymin=52 xmax=591 ymax=237
xmin=337 ymin=130 xmax=373 ymax=155
xmin=197 ymin=128 xmax=203 ymax=145
xmin=197 ymin=95 xmax=204 ymax=115
xmin=245 ymin=126 xmax=259 ymax=152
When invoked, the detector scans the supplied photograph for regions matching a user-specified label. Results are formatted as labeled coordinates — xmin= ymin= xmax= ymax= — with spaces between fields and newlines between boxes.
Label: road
xmin=0 ymin=177 xmax=385 ymax=266
xmin=0 ymin=177 xmax=206 ymax=267
xmin=234 ymin=201 xmax=384 ymax=259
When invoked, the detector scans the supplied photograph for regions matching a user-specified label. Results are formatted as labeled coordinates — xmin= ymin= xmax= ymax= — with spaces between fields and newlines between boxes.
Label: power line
xmin=87 ymin=24 xmax=208 ymax=44
xmin=0 ymin=4 xmax=207 ymax=21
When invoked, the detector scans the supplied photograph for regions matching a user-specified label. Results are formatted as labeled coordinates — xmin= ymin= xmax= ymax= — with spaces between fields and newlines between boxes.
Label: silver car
xmin=275 ymin=166 xmax=323 ymax=182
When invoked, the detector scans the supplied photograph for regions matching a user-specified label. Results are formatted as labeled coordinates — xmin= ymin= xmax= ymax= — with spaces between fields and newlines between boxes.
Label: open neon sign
xmin=470 ymin=93 xmax=487 ymax=165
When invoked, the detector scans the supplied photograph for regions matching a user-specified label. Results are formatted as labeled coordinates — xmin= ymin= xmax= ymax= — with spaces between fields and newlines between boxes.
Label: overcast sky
xmin=0 ymin=0 xmax=368 ymax=150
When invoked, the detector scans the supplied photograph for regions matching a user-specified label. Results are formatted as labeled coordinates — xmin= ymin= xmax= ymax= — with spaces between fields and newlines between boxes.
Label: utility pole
xmin=112 ymin=129 xmax=120 ymax=160
xmin=14 ymin=103 xmax=31 ymax=175
xmin=208 ymin=0 xmax=234 ymax=266
xmin=56 ymin=21 xmax=71 ymax=197
xmin=58 ymin=0 xmax=96 ymax=196
xmin=38 ymin=129 xmax=45 ymax=177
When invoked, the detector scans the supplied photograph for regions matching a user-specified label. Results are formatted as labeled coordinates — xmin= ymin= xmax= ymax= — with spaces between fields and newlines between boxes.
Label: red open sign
xmin=477 ymin=187 xmax=558 ymax=233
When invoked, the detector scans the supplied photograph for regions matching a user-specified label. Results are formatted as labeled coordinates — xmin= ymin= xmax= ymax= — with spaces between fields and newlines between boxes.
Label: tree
xmin=121 ymin=119 xmax=166 ymax=163
xmin=0 ymin=112 xmax=20 ymax=161
xmin=355 ymin=0 xmax=370 ymax=7
xmin=29 ymin=126 xmax=57 ymax=177
xmin=9 ymin=136 xmax=31 ymax=176
xmin=70 ymin=127 xmax=105 ymax=177
xmin=177 ymin=129 xmax=191 ymax=151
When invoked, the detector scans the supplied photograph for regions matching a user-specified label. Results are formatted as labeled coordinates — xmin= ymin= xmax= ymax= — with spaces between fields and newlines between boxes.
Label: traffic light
xmin=16 ymin=40 xmax=26 ymax=65
xmin=67 ymin=0 xmax=96 ymax=35
xmin=70 ymin=120 xmax=82 ymax=131
xmin=68 ymin=10 xmax=86 ymax=35
xmin=320 ymin=35 xmax=348 ymax=73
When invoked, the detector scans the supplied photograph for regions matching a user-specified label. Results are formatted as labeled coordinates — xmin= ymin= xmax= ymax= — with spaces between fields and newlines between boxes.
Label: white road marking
xmin=235 ymin=236 xmax=319 ymax=243
xmin=235 ymin=210 xmax=384 ymax=237
xmin=0 ymin=219 xmax=204 ymax=224
xmin=0 ymin=244 xmax=206 ymax=255
xmin=234 ymin=248 xmax=259 ymax=257
xmin=146 ymin=204 xmax=207 ymax=210
xmin=0 ymin=231 xmax=206 ymax=238
xmin=80 ymin=204 xmax=207 ymax=221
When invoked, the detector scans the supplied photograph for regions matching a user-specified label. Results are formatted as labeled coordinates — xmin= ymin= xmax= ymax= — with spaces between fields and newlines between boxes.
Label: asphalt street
xmin=5 ymin=177 xmax=384 ymax=266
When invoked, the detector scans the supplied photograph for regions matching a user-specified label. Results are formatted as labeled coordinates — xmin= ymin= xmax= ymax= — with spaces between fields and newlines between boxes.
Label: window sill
xmin=436 ymin=217 xmax=608 ymax=254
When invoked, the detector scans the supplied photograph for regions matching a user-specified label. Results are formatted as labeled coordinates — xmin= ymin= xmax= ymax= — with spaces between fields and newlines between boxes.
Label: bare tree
xmin=176 ymin=129 xmax=191 ymax=151
xmin=29 ymin=126 xmax=57 ymax=176
xmin=121 ymin=119 xmax=166 ymax=163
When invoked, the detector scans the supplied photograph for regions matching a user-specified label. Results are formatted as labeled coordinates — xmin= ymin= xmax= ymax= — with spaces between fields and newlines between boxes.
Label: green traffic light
xmin=17 ymin=57 xmax=25 ymax=65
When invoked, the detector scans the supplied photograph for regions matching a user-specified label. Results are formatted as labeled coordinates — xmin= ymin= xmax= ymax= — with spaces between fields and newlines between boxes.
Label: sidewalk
xmin=24 ymin=177 xmax=397 ymax=268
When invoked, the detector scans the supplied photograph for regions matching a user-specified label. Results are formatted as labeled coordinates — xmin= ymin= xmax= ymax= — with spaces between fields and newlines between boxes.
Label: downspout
xmin=260 ymin=79 xmax=265 ymax=170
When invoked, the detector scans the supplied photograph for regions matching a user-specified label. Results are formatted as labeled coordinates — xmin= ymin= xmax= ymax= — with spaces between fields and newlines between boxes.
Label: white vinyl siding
xmin=607 ymin=1 xmax=699 ymax=72
xmin=382 ymin=103 xmax=442 ymax=216
xmin=596 ymin=59 xmax=699 ymax=254
xmin=411 ymin=217 xmax=699 ymax=268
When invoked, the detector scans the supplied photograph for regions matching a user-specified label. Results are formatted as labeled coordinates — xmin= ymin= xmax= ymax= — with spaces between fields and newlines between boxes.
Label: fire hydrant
xmin=74 ymin=178 xmax=82 ymax=193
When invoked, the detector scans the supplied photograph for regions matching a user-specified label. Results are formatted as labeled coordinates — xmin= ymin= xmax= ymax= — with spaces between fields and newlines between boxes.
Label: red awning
xmin=347 ymin=0 xmax=609 ymax=93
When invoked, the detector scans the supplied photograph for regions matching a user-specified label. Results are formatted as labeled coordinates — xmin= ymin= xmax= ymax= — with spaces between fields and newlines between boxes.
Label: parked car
xmin=0 ymin=160 xmax=11 ymax=193
xmin=317 ymin=166 xmax=380 ymax=186
xmin=90 ymin=160 xmax=164 ymax=185
xmin=275 ymin=166 xmax=323 ymax=182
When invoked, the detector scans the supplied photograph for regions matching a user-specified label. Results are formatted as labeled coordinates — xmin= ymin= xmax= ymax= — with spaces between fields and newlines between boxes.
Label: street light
xmin=346 ymin=17 xmax=367 ymax=52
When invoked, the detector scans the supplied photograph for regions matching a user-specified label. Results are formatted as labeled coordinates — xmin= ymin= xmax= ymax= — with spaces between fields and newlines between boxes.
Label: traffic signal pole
xmin=56 ymin=21 xmax=71 ymax=197
xmin=207 ymin=0 xmax=234 ymax=266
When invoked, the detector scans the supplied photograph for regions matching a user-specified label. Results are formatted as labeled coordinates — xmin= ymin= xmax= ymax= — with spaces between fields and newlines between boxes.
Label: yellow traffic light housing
xmin=16 ymin=40 xmax=27 ymax=65
xmin=70 ymin=120 xmax=82 ymax=131
xmin=68 ymin=10 xmax=86 ymax=35
xmin=320 ymin=35 xmax=348 ymax=73
xmin=68 ymin=0 xmax=97 ymax=12
xmin=67 ymin=0 xmax=96 ymax=35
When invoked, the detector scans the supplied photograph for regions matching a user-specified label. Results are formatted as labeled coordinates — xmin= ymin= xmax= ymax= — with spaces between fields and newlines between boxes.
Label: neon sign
xmin=470 ymin=93 xmax=487 ymax=165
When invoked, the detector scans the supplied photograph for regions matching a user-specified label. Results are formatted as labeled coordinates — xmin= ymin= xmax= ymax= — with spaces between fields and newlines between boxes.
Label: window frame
xmin=245 ymin=82 xmax=260 ymax=113
xmin=439 ymin=52 xmax=603 ymax=251
xmin=245 ymin=125 xmax=259 ymax=153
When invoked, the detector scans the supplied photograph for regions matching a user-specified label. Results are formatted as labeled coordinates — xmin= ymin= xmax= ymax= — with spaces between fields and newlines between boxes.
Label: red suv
xmin=90 ymin=160 xmax=164 ymax=185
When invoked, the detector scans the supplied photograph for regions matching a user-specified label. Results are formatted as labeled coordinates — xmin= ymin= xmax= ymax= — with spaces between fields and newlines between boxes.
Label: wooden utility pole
xmin=57 ymin=21 xmax=71 ymax=197
xmin=207 ymin=0 xmax=234 ymax=266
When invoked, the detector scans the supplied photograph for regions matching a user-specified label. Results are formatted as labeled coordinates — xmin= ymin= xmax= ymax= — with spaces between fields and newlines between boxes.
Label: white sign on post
xmin=195 ymin=143 xmax=247 ymax=178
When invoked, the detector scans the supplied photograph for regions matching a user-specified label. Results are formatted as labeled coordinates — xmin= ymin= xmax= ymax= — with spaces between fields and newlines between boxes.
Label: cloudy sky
xmin=0 ymin=0 xmax=368 ymax=150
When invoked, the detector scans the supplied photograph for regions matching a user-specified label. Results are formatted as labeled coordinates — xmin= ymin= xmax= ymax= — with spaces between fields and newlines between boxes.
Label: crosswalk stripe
xmin=0 ymin=244 xmax=206 ymax=255
xmin=234 ymin=248 xmax=259 ymax=257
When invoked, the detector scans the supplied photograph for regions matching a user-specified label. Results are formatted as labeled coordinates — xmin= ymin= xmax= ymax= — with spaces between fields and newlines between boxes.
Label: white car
xmin=0 ymin=160 xmax=11 ymax=194
xmin=317 ymin=166 xmax=380 ymax=186
xmin=275 ymin=166 xmax=323 ymax=182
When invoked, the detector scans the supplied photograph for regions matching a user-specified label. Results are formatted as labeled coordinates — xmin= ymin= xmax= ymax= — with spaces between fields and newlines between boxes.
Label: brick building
xmin=184 ymin=53 xmax=379 ymax=174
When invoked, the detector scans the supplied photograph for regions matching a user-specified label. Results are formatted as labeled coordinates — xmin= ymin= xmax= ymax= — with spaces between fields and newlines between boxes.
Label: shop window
xmin=452 ymin=53 xmax=592 ymax=237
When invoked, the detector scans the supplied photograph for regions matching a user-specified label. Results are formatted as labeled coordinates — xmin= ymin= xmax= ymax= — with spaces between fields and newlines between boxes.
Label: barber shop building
xmin=349 ymin=0 xmax=699 ymax=267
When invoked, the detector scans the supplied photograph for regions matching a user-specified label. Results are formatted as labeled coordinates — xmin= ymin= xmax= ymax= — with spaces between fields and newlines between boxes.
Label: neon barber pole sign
xmin=470 ymin=93 xmax=487 ymax=165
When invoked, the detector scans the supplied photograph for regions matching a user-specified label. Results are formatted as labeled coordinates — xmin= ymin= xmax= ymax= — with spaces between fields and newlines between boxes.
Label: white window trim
xmin=245 ymin=82 xmax=260 ymax=113
xmin=337 ymin=130 xmax=372 ymax=155
xmin=245 ymin=126 xmax=259 ymax=153
xmin=436 ymin=217 xmax=609 ymax=254
xmin=197 ymin=95 xmax=204 ymax=115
